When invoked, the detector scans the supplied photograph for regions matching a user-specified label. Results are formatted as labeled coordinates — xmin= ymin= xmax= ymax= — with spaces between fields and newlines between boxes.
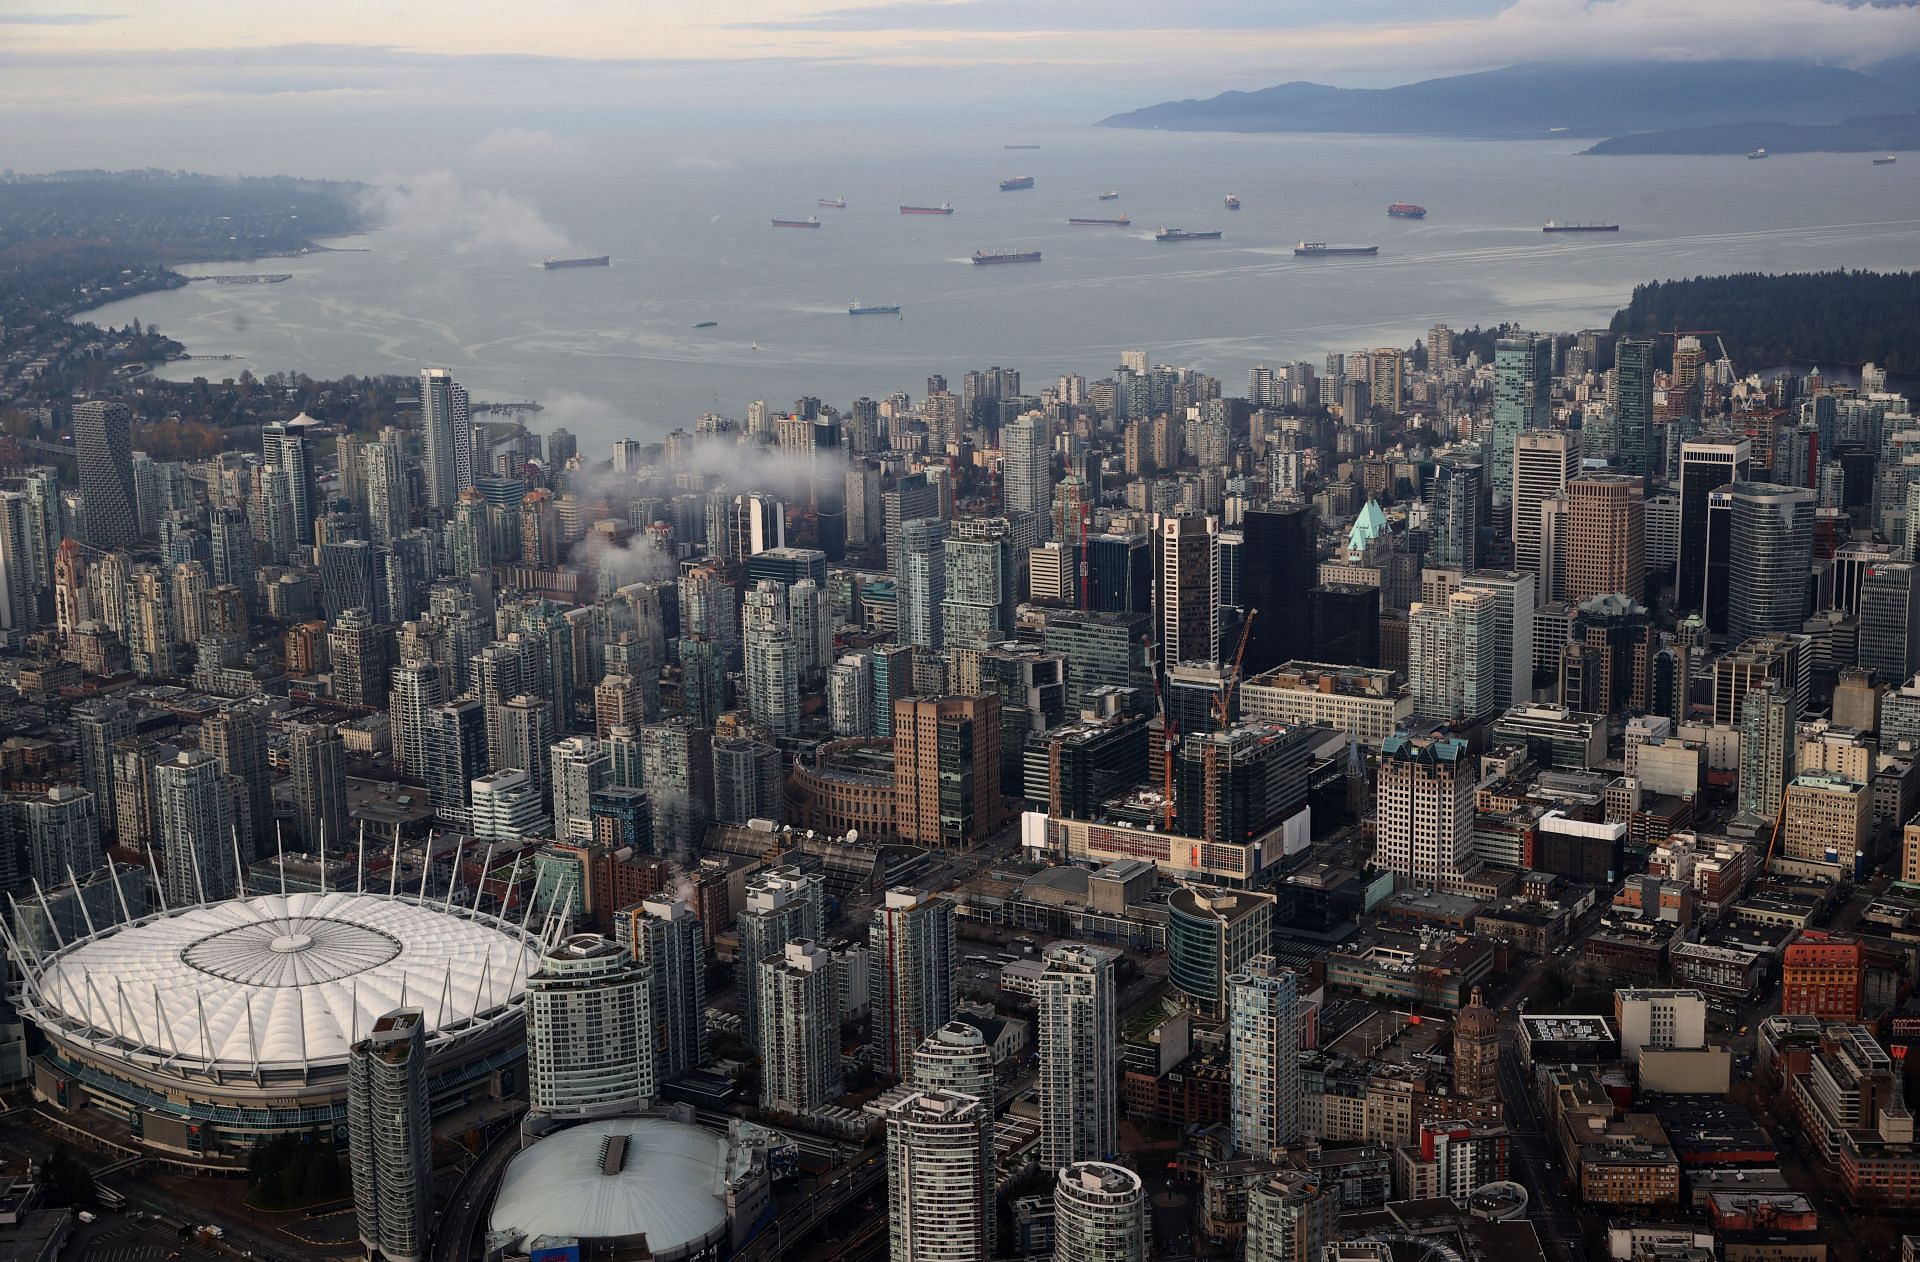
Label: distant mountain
xmin=1584 ymin=111 xmax=1920 ymax=155
xmin=1096 ymin=61 xmax=1920 ymax=138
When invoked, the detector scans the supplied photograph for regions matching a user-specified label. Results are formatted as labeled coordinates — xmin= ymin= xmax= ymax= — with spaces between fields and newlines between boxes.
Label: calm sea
xmin=85 ymin=124 xmax=1920 ymax=452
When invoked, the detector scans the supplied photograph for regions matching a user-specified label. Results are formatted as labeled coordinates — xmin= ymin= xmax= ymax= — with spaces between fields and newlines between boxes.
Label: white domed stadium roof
xmin=489 ymin=1118 xmax=733 ymax=1254
xmin=24 ymin=891 xmax=537 ymax=1072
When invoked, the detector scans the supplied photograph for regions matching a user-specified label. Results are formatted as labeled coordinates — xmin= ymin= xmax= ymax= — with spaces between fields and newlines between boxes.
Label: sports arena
xmin=13 ymin=888 xmax=542 ymax=1165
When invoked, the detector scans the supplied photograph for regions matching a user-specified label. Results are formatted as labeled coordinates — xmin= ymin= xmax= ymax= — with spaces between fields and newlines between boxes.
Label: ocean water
xmin=84 ymin=124 xmax=1920 ymax=452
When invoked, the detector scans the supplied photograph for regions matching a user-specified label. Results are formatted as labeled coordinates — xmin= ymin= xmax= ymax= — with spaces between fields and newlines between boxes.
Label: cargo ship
xmin=849 ymin=302 xmax=902 ymax=315
xmin=973 ymin=250 xmax=1041 ymax=265
xmin=901 ymin=203 xmax=955 ymax=215
xmin=772 ymin=216 xmax=821 ymax=228
xmin=1875 ymin=154 xmax=1898 ymax=165
xmin=1748 ymin=148 xmax=1769 ymax=160
xmin=1294 ymin=241 xmax=1378 ymax=256
xmin=693 ymin=321 xmax=718 ymax=328
xmin=1157 ymin=228 xmax=1223 ymax=242
xmin=818 ymin=196 xmax=847 ymax=208
xmin=212 ymin=273 xmax=292 ymax=285
xmin=1068 ymin=215 xmax=1131 ymax=226
xmin=1098 ymin=191 xmax=1120 ymax=200
xmin=543 ymin=255 xmax=610 ymax=269
xmin=1224 ymin=194 xmax=1241 ymax=210
xmin=999 ymin=176 xmax=1035 ymax=191
xmin=1542 ymin=221 xmax=1619 ymax=232
xmin=1387 ymin=202 xmax=1427 ymax=218
xmin=1005 ymin=144 xmax=1040 ymax=150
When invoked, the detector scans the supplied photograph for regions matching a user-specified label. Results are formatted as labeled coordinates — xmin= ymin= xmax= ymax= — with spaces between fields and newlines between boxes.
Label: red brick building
xmin=1781 ymin=931 xmax=1865 ymax=1022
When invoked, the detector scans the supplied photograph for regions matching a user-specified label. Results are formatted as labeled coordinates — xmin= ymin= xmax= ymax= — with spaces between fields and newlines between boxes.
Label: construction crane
xmin=1762 ymin=779 xmax=1791 ymax=869
xmin=1214 ymin=609 xmax=1258 ymax=730
xmin=1659 ymin=328 xmax=1736 ymax=381
xmin=1146 ymin=635 xmax=1177 ymax=831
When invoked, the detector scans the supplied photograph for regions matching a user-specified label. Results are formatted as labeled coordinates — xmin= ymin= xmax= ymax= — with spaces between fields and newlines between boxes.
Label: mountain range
xmin=1096 ymin=60 xmax=1920 ymax=142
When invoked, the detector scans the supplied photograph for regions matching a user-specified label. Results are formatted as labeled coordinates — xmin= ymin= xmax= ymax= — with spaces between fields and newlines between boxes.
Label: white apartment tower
xmin=1229 ymin=957 xmax=1302 ymax=1159
xmin=758 ymin=939 xmax=842 ymax=1115
xmin=1036 ymin=942 xmax=1120 ymax=1171
xmin=886 ymin=1091 xmax=995 ymax=1262
xmin=1373 ymin=733 xmax=1476 ymax=889
xmin=525 ymin=934 xmax=654 ymax=1118
xmin=869 ymin=888 xmax=958 ymax=1079
xmin=1053 ymin=1162 xmax=1146 ymax=1262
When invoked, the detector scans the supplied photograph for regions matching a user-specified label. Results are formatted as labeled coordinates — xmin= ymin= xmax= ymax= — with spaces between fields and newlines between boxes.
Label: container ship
xmin=1098 ymin=191 xmax=1120 ymax=200
xmin=1157 ymin=228 xmax=1223 ymax=242
xmin=901 ymin=203 xmax=955 ymax=215
xmin=973 ymin=250 xmax=1041 ymax=265
xmin=543 ymin=255 xmax=610 ymax=269
xmin=1068 ymin=215 xmax=1131 ymax=226
xmin=849 ymin=302 xmax=902 ymax=315
xmin=1542 ymin=221 xmax=1619 ymax=232
xmin=1224 ymin=194 xmax=1241 ymax=210
xmin=1294 ymin=241 xmax=1378 ymax=256
xmin=773 ymin=216 xmax=821 ymax=228
xmin=999 ymin=176 xmax=1036 ymax=191
xmin=1387 ymin=202 xmax=1427 ymax=218
xmin=818 ymin=196 xmax=847 ymax=208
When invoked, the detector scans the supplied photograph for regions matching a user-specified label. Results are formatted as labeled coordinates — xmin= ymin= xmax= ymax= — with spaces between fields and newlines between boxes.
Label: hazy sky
xmin=6 ymin=1 xmax=1917 ymax=174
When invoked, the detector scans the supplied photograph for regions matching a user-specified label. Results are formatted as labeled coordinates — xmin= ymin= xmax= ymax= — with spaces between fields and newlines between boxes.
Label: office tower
xmin=0 ymin=492 xmax=36 ymax=636
xmin=208 ymin=505 xmax=256 ymax=600
xmin=602 ymin=723 xmax=644 ymax=792
xmin=74 ymin=699 xmax=134 ymax=834
xmin=387 ymin=657 xmax=445 ymax=778
xmin=1239 ymin=504 xmax=1316 ymax=673
xmin=625 ymin=898 xmax=707 ymax=1082
xmin=287 ymin=722 xmax=349 ymax=855
xmin=1368 ymin=347 xmax=1405 ymax=414
xmin=1428 ymin=457 xmax=1482 ymax=572
xmin=499 ymin=695 xmax=555 ymax=797
xmin=638 ymin=720 xmax=712 ymax=853
xmin=1408 ymin=589 xmax=1498 ymax=723
xmin=1614 ymin=337 xmax=1657 ymax=484
xmin=912 ymin=1021 xmax=994 ymax=1102
xmin=846 ymin=461 xmax=885 ymax=551
xmin=327 ymin=607 xmax=389 ymax=709
xmin=711 ymin=737 xmax=781 ymax=824
xmin=359 ymin=439 xmax=403 ymax=546
xmin=744 ymin=582 xmax=801 ymax=736
xmin=869 ymin=889 xmax=957 ymax=1078
xmin=1054 ymin=1163 xmax=1145 ymax=1262
xmin=469 ymin=768 xmax=549 ymax=840
xmin=320 ymin=538 xmax=376 ymax=623
xmin=1453 ymin=987 xmax=1499 ymax=1100
xmin=261 ymin=417 xmax=316 ymax=546
xmin=1677 ymin=435 xmax=1752 ymax=618
xmin=155 ymin=750 xmax=235 ymax=906
xmin=758 ymin=940 xmax=842 ymax=1114
xmin=1154 ymin=512 xmax=1220 ymax=666
xmin=589 ymin=786 xmax=652 ymax=855
xmin=1245 ymin=1170 xmax=1334 ymax=1262
xmin=1229 ymin=957 xmax=1301 ymax=1158
xmin=22 ymin=785 xmax=101 ymax=890
xmin=1490 ymin=334 xmax=1552 ymax=506
xmin=526 ymin=934 xmax=654 ymax=1117
xmin=124 ymin=562 xmax=175 ymax=678
xmin=872 ymin=644 xmax=915 ymax=738
xmin=726 ymin=492 xmax=786 ymax=559
xmin=943 ymin=517 xmax=1018 ymax=650
xmin=1565 ymin=474 xmax=1645 ymax=605
xmin=1374 ymin=733 xmax=1475 ymax=888
xmin=1726 ymin=482 xmax=1815 ymax=641
xmin=1002 ymin=414 xmax=1054 ymax=530
xmin=1085 ymin=531 xmax=1152 ymax=614
xmin=892 ymin=695 xmax=1007 ymax=849
xmin=1036 ymin=942 xmax=1119 ymax=1170
xmin=52 ymin=538 xmax=90 ymax=639
xmin=73 ymin=401 xmax=139 ymax=548
xmin=1513 ymin=429 xmax=1579 ymax=592
xmin=348 ymin=1009 xmax=433 ymax=1262
xmin=420 ymin=368 xmax=472 ymax=511
xmin=897 ymin=517 xmax=948 ymax=649
xmin=550 ymin=735 xmax=610 ymax=841
xmin=200 ymin=704 xmax=272 ymax=856
xmin=1860 ymin=561 xmax=1920 ymax=681
xmin=886 ymin=1092 xmax=995 ymax=1262
xmin=423 ymin=700 xmax=487 ymax=827
xmin=1459 ymin=570 xmax=1535 ymax=712
xmin=1738 ymin=683 xmax=1794 ymax=819
xmin=1044 ymin=609 xmax=1153 ymax=712
xmin=735 ymin=867 xmax=825 ymax=1043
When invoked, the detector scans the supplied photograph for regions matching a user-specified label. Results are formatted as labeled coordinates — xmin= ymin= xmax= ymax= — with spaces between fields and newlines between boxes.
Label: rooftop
xmin=489 ymin=1117 xmax=735 ymax=1251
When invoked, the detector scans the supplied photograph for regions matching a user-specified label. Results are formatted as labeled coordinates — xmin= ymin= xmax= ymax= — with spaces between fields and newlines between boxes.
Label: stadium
xmin=12 ymin=887 xmax=543 ymax=1165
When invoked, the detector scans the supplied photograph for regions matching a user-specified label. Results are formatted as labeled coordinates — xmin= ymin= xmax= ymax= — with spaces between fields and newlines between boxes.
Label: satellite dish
xmin=848 ymin=829 xmax=860 ymax=844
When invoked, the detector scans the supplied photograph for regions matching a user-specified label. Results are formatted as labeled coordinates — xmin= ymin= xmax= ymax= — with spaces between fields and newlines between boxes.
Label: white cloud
xmin=357 ymin=168 xmax=577 ymax=255
xmin=467 ymin=126 xmax=590 ymax=161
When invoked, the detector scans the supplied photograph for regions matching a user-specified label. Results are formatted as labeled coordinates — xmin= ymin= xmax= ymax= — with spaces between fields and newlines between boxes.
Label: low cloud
xmin=467 ymin=127 xmax=590 ymax=161
xmin=357 ymin=168 xmax=576 ymax=256
xmin=0 ymin=12 xmax=125 ymax=24
xmin=576 ymin=528 xmax=678 ymax=587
